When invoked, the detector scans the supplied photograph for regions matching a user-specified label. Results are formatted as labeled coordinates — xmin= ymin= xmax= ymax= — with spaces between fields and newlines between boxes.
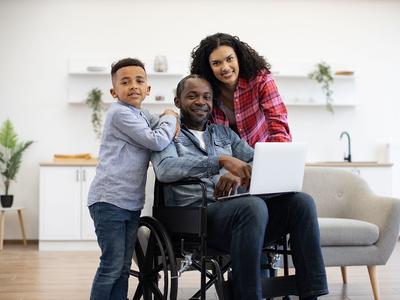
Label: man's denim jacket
xmin=151 ymin=122 xmax=254 ymax=207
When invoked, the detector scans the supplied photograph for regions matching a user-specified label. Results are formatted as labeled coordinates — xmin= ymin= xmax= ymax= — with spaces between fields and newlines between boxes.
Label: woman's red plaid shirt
xmin=211 ymin=69 xmax=292 ymax=148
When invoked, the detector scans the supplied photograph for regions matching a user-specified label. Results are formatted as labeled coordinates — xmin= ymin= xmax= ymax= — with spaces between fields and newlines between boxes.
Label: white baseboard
xmin=39 ymin=240 xmax=100 ymax=251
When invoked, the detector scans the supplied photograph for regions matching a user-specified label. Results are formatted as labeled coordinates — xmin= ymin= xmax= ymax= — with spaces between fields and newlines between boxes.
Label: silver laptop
xmin=218 ymin=142 xmax=307 ymax=200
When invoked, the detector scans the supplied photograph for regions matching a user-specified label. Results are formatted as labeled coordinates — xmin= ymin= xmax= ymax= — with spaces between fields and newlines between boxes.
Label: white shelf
xmin=69 ymin=97 xmax=175 ymax=105
xmin=286 ymin=101 xmax=356 ymax=107
xmin=68 ymin=59 xmax=356 ymax=109
xmin=144 ymin=99 xmax=175 ymax=105
xmin=68 ymin=93 xmax=179 ymax=104
xmin=272 ymin=72 xmax=355 ymax=80
xmin=272 ymin=71 xmax=357 ymax=107
xmin=69 ymin=70 xmax=183 ymax=77
xmin=146 ymin=72 xmax=183 ymax=77
xmin=68 ymin=59 xmax=110 ymax=74
xmin=67 ymin=58 xmax=183 ymax=104
xmin=68 ymin=58 xmax=183 ymax=76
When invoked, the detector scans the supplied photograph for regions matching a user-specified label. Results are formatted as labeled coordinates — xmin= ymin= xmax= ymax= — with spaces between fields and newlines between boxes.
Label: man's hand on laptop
xmin=218 ymin=155 xmax=252 ymax=188
xmin=214 ymin=172 xmax=242 ymax=199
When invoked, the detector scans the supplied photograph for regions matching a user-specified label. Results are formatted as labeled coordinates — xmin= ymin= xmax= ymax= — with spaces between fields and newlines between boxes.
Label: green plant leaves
xmin=0 ymin=119 xmax=33 ymax=195
xmin=86 ymin=88 xmax=105 ymax=140
xmin=308 ymin=62 xmax=333 ymax=84
xmin=0 ymin=119 xmax=17 ymax=149
xmin=308 ymin=61 xmax=335 ymax=113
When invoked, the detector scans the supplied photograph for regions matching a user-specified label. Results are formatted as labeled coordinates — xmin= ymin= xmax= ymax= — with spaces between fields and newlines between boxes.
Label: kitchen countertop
xmin=40 ymin=160 xmax=393 ymax=167
xmin=306 ymin=161 xmax=393 ymax=167
xmin=40 ymin=159 xmax=98 ymax=166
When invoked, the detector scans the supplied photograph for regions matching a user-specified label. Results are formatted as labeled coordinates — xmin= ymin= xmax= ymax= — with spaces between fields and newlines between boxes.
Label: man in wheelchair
xmin=150 ymin=74 xmax=329 ymax=300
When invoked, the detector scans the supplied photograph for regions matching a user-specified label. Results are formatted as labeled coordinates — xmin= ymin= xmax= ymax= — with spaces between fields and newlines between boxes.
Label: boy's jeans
xmin=89 ymin=202 xmax=141 ymax=300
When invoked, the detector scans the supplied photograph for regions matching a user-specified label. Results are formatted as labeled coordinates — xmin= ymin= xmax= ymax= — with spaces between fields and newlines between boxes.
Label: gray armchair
xmin=302 ymin=167 xmax=400 ymax=300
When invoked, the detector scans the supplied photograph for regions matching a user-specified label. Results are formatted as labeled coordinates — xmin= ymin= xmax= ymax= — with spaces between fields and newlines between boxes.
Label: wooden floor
xmin=0 ymin=241 xmax=399 ymax=300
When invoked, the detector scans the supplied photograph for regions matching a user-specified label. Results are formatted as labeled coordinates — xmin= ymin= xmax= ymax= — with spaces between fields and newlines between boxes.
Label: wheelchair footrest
xmin=262 ymin=275 xmax=298 ymax=297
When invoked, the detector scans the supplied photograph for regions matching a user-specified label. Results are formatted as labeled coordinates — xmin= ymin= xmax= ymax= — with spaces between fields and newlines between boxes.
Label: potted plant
xmin=308 ymin=61 xmax=335 ymax=113
xmin=86 ymin=88 xmax=106 ymax=140
xmin=0 ymin=119 xmax=33 ymax=207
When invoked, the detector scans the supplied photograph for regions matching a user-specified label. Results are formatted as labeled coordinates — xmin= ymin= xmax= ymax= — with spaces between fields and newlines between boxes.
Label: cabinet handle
xmin=82 ymin=169 xmax=86 ymax=182
xmin=76 ymin=169 xmax=80 ymax=182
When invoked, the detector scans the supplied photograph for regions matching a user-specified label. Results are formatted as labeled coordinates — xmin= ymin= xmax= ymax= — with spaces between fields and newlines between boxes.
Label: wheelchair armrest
xmin=154 ymin=178 xmax=208 ymax=237
xmin=156 ymin=177 xmax=208 ymax=208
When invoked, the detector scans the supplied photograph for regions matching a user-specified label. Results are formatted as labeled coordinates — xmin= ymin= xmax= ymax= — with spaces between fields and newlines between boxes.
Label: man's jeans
xmin=206 ymin=192 xmax=329 ymax=300
xmin=89 ymin=202 xmax=141 ymax=300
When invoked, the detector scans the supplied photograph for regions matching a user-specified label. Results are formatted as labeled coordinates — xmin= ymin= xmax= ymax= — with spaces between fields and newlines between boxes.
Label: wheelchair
xmin=130 ymin=178 xmax=298 ymax=300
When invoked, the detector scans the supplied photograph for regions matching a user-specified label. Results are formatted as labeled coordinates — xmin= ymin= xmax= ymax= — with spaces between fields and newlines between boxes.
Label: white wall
xmin=1 ymin=0 xmax=399 ymax=239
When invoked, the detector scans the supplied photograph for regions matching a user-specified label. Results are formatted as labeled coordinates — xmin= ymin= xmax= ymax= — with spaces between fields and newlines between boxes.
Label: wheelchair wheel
xmin=130 ymin=216 xmax=178 ymax=300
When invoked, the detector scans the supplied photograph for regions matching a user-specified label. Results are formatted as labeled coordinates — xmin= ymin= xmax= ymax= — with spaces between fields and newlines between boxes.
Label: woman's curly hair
xmin=190 ymin=33 xmax=270 ymax=98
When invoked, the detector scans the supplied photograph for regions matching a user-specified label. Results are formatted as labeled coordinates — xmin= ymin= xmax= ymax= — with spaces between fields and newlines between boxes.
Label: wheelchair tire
xmin=130 ymin=216 xmax=178 ymax=300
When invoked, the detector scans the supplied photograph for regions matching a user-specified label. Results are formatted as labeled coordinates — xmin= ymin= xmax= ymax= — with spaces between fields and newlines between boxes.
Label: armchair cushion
xmin=319 ymin=217 xmax=379 ymax=246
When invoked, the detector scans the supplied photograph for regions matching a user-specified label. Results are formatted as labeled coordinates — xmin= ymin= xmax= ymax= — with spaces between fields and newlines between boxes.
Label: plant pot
xmin=1 ymin=195 xmax=13 ymax=208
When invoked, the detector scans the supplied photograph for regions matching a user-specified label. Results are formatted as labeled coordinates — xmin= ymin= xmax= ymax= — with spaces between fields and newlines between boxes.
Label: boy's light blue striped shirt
xmin=88 ymin=101 xmax=176 ymax=211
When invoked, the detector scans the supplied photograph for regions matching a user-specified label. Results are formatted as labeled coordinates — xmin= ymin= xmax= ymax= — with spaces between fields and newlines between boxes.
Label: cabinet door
xmin=39 ymin=167 xmax=81 ymax=239
xmin=357 ymin=167 xmax=392 ymax=197
xmin=81 ymin=167 xmax=97 ymax=240
xmin=342 ymin=167 xmax=392 ymax=197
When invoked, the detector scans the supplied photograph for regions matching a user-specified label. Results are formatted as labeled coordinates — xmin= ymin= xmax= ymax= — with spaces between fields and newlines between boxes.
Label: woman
xmin=190 ymin=33 xmax=291 ymax=147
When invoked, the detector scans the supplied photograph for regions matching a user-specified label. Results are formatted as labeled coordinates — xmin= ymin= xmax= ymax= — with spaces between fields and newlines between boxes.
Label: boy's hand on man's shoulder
xmin=174 ymin=121 xmax=181 ymax=139
xmin=160 ymin=109 xmax=180 ymax=138
xmin=160 ymin=109 xmax=179 ymax=117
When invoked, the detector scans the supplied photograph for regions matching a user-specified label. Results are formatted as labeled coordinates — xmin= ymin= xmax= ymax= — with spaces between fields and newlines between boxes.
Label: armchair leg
xmin=340 ymin=266 xmax=347 ymax=284
xmin=367 ymin=265 xmax=380 ymax=300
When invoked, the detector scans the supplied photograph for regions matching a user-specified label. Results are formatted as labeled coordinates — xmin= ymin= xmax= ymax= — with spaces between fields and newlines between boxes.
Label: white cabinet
xmin=307 ymin=163 xmax=393 ymax=197
xmin=39 ymin=165 xmax=97 ymax=250
xmin=39 ymin=163 xmax=157 ymax=250
xmin=81 ymin=167 xmax=96 ymax=239
xmin=344 ymin=166 xmax=392 ymax=197
xmin=67 ymin=58 xmax=183 ymax=104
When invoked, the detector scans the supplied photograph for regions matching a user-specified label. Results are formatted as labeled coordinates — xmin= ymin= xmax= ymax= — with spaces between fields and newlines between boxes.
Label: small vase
xmin=154 ymin=55 xmax=168 ymax=72
xmin=155 ymin=95 xmax=165 ymax=102
xmin=1 ymin=195 xmax=13 ymax=208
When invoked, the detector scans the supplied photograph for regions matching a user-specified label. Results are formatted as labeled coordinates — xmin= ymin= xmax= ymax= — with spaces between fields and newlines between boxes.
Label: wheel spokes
xmin=144 ymin=232 xmax=156 ymax=271
xmin=149 ymin=280 xmax=165 ymax=300
xmin=131 ymin=218 xmax=178 ymax=300
xmin=132 ymin=282 xmax=143 ymax=300
xmin=135 ymin=238 xmax=147 ymax=272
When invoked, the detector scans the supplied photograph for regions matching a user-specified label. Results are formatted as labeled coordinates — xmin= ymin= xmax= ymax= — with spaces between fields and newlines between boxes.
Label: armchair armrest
xmin=352 ymin=193 xmax=400 ymax=263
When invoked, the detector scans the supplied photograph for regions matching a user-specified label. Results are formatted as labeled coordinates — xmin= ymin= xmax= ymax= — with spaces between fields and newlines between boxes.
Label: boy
xmin=87 ymin=58 xmax=178 ymax=300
